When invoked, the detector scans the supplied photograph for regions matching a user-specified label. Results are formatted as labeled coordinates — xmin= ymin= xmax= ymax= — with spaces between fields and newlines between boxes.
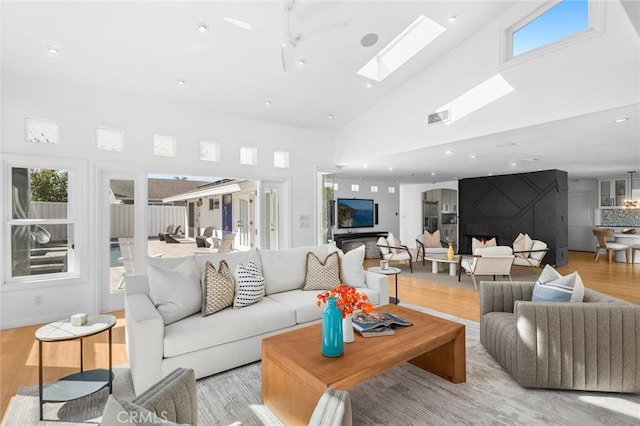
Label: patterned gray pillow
xmin=302 ymin=251 xmax=341 ymax=291
xmin=201 ymin=260 xmax=235 ymax=316
xmin=233 ymin=261 xmax=265 ymax=309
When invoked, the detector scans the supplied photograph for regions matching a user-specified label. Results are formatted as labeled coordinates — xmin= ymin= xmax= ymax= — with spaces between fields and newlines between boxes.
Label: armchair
xmin=480 ymin=280 xmax=640 ymax=392
xmin=459 ymin=246 xmax=514 ymax=290
xmin=101 ymin=368 xmax=198 ymax=425
xmin=512 ymin=239 xmax=548 ymax=273
xmin=415 ymin=230 xmax=448 ymax=266
xmin=376 ymin=233 xmax=413 ymax=272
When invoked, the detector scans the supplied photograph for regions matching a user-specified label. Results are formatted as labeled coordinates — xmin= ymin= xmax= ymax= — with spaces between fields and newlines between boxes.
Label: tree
xmin=30 ymin=169 xmax=68 ymax=202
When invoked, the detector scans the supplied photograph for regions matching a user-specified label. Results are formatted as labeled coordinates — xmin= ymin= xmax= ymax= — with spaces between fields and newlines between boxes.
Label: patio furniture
xmin=195 ymin=226 xmax=215 ymax=248
xmin=158 ymin=224 xmax=174 ymax=241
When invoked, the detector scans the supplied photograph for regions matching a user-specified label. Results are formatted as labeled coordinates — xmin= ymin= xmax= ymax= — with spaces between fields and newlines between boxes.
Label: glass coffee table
xmin=35 ymin=314 xmax=116 ymax=421
xmin=368 ymin=266 xmax=402 ymax=304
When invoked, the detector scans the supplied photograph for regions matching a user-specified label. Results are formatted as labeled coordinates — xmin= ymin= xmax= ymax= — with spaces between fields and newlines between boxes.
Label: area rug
xmin=4 ymin=305 xmax=639 ymax=425
xmin=393 ymin=263 xmax=539 ymax=290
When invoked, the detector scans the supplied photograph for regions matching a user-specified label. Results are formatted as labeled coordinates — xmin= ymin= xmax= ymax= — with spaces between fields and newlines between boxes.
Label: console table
xmin=333 ymin=232 xmax=388 ymax=259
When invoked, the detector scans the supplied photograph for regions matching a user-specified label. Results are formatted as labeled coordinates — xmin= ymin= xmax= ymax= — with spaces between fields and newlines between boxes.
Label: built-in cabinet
xmin=599 ymin=179 xmax=628 ymax=207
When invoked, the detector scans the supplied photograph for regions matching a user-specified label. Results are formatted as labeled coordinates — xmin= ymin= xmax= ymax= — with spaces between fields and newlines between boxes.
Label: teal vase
xmin=321 ymin=297 xmax=344 ymax=357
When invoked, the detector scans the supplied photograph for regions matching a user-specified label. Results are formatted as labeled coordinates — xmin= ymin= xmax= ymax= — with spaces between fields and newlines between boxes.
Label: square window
xmin=200 ymin=141 xmax=220 ymax=162
xmin=371 ymin=185 xmax=378 ymax=192
xmin=96 ymin=127 xmax=123 ymax=152
xmin=388 ymin=186 xmax=396 ymax=193
xmin=153 ymin=134 xmax=177 ymax=157
xmin=351 ymin=184 xmax=359 ymax=192
xmin=26 ymin=117 xmax=59 ymax=144
xmin=240 ymin=146 xmax=257 ymax=165
xmin=333 ymin=183 xmax=339 ymax=191
xmin=274 ymin=151 xmax=290 ymax=168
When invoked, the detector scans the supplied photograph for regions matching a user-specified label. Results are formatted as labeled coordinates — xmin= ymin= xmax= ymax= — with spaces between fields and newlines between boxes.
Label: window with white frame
xmin=5 ymin=162 xmax=80 ymax=282
xmin=240 ymin=146 xmax=258 ymax=165
xmin=505 ymin=0 xmax=596 ymax=62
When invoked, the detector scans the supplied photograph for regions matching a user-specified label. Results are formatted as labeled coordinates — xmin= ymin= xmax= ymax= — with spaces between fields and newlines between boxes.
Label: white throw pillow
xmin=233 ymin=261 xmax=265 ymax=309
xmin=377 ymin=237 xmax=390 ymax=255
xmin=387 ymin=233 xmax=401 ymax=254
xmin=472 ymin=237 xmax=497 ymax=251
xmin=147 ymin=256 xmax=201 ymax=325
xmin=531 ymin=264 xmax=584 ymax=303
xmin=513 ymin=233 xmax=534 ymax=258
xmin=328 ymin=243 xmax=366 ymax=288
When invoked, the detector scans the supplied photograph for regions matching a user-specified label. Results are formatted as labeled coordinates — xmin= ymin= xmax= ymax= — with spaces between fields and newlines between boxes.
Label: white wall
xmin=399 ymin=181 xmax=458 ymax=248
xmin=331 ymin=177 xmax=399 ymax=237
xmin=334 ymin=1 xmax=639 ymax=164
xmin=0 ymin=73 xmax=334 ymax=328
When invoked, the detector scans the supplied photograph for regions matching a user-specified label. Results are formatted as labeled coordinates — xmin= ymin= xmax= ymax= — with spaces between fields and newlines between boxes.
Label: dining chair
xmin=592 ymin=228 xmax=629 ymax=263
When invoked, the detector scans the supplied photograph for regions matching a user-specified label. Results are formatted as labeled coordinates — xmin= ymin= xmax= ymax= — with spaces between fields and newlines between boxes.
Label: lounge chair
xmin=158 ymin=224 xmax=174 ymax=241
xmin=195 ymin=226 xmax=215 ymax=248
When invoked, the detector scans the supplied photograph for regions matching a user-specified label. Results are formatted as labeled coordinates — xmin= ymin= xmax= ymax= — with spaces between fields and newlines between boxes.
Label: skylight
xmin=357 ymin=15 xmax=446 ymax=82
xmin=511 ymin=0 xmax=589 ymax=57
xmin=437 ymin=74 xmax=514 ymax=124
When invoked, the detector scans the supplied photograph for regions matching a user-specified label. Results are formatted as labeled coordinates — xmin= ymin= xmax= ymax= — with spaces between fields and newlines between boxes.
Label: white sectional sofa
xmin=125 ymin=243 xmax=389 ymax=395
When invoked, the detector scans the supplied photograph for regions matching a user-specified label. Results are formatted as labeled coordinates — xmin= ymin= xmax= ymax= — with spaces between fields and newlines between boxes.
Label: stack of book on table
xmin=352 ymin=312 xmax=412 ymax=337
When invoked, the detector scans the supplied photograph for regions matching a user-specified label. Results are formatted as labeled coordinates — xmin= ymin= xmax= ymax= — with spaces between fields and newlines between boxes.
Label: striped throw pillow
xmin=532 ymin=264 xmax=584 ymax=303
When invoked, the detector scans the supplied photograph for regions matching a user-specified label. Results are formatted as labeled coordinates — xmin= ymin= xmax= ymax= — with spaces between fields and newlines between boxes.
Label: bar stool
xmin=631 ymin=244 xmax=640 ymax=263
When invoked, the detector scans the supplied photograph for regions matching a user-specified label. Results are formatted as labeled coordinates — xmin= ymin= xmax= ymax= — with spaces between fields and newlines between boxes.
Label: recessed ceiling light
xmin=365 ymin=82 xmax=373 ymax=88
xmin=198 ymin=23 xmax=208 ymax=33
xmin=511 ymin=163 xmax=517 ymax=166
xmin=448 ymin=15 xmax=458 ymax=22
xmin=177 ymin=79 xmax=186 ymax=86
xmin=265 ymin=100 xmax=272 ymax=106
xmin=445 ymin=150 xmax=453 ymax=154
xmin=363 ymin=164 xmax=368 ymax=169
xmin=614 ymin=117 xmax=630 ymax=123
xmin=298 ymin=59 xmax=306 ymax=66
xmin=47 ymin=47 xmax=59 ymax=54
xmin=388 ymin=166 xmax=394 ymax=172
xmin=470 ymin=155 xmax=477 ymax=159
xmin=488 ymin=173 xmax=493 ymax=176
xmin=327 ymin=114 xmax=334 ymax=119
xmin=431 ymin=172 xmax=436 ymax=176
xmin=497 ymin=142 xmax=516 ymax=147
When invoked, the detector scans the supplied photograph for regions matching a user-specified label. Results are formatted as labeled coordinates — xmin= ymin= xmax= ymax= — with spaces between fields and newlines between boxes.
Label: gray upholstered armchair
xmin=480 ymin=281 xmax=640 ymax=393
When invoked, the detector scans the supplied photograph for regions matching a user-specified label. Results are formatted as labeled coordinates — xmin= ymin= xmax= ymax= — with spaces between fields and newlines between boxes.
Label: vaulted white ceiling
xmin=2 ymin=0 xmax=639 ymax=182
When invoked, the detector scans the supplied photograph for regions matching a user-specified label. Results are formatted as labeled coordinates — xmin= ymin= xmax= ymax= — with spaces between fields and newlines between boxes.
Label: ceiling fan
xmin=223 ymin=0 xmax=350 ymax=72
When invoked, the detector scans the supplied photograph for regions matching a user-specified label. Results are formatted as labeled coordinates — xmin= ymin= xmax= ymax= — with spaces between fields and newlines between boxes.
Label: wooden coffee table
xmin=262 ymin=305 xmax=465 ymax=425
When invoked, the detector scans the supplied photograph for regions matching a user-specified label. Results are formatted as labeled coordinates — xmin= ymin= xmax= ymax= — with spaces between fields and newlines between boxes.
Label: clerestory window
xmin=506 ymin=0 xmax=596 ymax=62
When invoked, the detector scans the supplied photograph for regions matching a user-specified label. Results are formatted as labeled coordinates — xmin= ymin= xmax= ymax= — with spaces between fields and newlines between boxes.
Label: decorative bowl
xmin=622 ymin=228 xmax=637 ymax=234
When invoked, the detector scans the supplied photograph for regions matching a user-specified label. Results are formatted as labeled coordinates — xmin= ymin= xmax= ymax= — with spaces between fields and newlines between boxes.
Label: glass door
xmin=264 ymin=187 xmax=279 ymax=249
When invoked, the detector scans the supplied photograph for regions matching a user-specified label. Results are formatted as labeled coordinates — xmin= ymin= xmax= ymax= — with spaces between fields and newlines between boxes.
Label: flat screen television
xmin=337 ymin=198 xmax=375 ymax=228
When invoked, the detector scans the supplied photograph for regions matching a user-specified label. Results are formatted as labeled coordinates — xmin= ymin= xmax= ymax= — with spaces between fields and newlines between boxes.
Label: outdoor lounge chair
xmin=195 ymin=226 xmax=215 ymax=248
xmin=158 ymin=224 xmax=174 ymax=241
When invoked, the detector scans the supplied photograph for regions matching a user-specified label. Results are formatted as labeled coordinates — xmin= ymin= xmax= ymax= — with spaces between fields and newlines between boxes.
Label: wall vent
xmin=428 ymin=110 xmax=450 ymax=125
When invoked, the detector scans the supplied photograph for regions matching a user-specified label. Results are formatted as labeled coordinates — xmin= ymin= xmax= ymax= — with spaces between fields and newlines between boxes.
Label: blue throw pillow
xmin=532 ymin=265 xmax=584 ymax=303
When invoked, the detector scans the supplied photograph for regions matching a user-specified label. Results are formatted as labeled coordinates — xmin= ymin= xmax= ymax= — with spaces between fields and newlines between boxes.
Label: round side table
xmin=368 ymin=266 xmax=402 ymax=304
xmin=35 ymin=314 xmax=116 ymax=421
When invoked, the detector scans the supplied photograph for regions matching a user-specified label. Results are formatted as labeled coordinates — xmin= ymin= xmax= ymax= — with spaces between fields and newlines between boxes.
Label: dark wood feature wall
xmin=459 ymin=169 xmax=568 ymax=266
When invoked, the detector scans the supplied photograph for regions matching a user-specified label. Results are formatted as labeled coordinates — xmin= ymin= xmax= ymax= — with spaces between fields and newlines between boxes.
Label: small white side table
xmin=368 ymin=266 xmax=402 ymax=304
xmin=35 ymin=314 xmax=116 ymax=421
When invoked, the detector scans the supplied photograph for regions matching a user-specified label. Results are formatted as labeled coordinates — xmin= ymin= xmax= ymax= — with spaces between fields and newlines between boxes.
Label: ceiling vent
xmin=428 ymin=110 xmax=450 ymax=125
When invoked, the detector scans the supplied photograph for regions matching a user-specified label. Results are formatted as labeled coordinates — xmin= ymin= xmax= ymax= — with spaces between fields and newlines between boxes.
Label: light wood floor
xmin=1 ymin=251 xmax=637 ymax=420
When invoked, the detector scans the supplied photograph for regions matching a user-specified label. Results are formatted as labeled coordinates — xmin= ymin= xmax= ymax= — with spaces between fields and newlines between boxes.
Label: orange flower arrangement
xmin=316 ymin=284 xmax=374 ymax=318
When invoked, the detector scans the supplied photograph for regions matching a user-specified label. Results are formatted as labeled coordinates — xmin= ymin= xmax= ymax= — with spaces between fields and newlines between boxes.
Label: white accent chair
xmin=459 ymin=246 xmax=515 ymax=290
xmin=592 ymin=228 xmax=629 ymax=263
xmin=513 ymin=239 xmax=548 ymax=273
xmin=415 ymin=233 xmax=448 ymax=266
xmin=377 ymin=234 xmax=413 ymax=272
